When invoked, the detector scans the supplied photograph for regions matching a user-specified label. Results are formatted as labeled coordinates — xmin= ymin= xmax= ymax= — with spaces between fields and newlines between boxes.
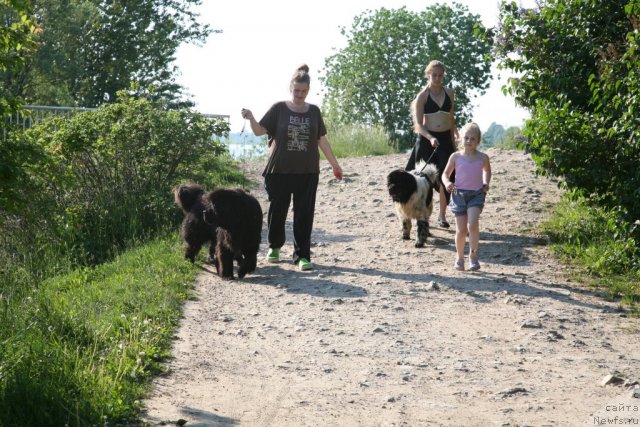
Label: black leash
xmin=418 ymin=144 xmax=438 ymax=173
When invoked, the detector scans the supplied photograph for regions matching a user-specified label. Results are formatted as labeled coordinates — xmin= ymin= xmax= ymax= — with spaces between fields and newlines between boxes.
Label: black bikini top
xmin=424 ymin=90 xmax=451 ymax=114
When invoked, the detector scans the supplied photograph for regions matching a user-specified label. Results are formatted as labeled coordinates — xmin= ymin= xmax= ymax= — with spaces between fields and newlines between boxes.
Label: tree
xmin=0 ymin=0 xmax=38 ymax=114
xmin=4 ymin=0 xmax=216 ymax=107
xmin=495 ymin=0 xmax=629 ymax=111
xmin=1 ymin=0 xmax=41 ymax=215
xmin=494 ymin=0 xmax=640 ymax=218
xmin=321 ymin=4 xmax=492 ymax=146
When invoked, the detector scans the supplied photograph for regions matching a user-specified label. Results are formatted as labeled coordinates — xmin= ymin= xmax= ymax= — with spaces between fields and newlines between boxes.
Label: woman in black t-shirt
xmin=241 ymin=64 xmax=343 ymax=271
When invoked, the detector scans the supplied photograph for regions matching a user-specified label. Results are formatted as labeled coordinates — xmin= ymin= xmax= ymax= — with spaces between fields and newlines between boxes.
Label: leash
xmin=418 ymin=144 xmax=438 ymax=173
xmin=238 ymin=117 xmax=248 ymax=189
xmin=239 ymin=117 xmax=247 ymax=135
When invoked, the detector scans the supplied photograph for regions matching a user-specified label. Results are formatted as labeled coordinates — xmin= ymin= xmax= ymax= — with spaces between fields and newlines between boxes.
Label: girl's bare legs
xmin=454 ymin=214 xmax=468 ymax=262
xmin=467 ymin=207 xmax=482 ymax=262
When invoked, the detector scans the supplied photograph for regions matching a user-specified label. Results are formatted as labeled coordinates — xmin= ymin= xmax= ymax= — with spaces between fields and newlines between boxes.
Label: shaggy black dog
xmin=173 ymin=183 xmax=262 ymax=279
xmin=386 ymin=162 xmax=440 ymax=247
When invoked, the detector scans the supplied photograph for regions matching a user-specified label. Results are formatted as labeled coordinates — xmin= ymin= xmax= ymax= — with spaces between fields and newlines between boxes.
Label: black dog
xmin=173 ymin=183 xmax=262 ymax=279
xmin=386 ymin=162 xmax=439 ymax=247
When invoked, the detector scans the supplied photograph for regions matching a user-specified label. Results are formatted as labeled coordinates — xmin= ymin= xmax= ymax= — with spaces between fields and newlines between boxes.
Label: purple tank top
xmin=455 ymin=155 xmax=484 ymax=191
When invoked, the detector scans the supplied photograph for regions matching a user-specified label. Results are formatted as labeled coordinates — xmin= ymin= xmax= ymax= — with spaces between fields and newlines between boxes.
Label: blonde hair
xmin=458 ymin=122 xmax=482 ymax=145
xmin=424 ymin=60 xmax=445 ymax=79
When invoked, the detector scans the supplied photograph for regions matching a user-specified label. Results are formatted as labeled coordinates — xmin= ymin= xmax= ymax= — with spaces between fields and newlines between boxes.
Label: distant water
xmin=227 ymin=142 xmax=267 ymax=159
xmin=222 ymin=132 xmax=267 ymax=159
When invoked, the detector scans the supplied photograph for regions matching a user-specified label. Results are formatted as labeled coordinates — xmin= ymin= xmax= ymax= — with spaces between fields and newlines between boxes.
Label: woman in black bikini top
xmin=406 ymin=60 xmax=458 ymax=228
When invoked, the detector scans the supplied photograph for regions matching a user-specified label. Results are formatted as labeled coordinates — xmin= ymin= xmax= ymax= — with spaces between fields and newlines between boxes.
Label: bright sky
xmin=175 ymin=0 xmax=534 ymax=134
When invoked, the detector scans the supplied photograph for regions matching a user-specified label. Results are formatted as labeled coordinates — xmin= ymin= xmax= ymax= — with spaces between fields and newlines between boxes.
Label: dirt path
xmin=142 ymin=149 xmax=639 ymax=426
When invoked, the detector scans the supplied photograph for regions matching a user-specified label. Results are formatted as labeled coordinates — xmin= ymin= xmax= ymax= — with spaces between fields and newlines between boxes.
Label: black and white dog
xmin=386 ymin=161 xmax=440 ymax=247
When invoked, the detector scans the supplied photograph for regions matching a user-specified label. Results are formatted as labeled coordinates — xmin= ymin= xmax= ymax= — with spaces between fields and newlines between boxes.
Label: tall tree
xmin=7 ymin=0 xmax=216 ymax=107
xmin=321 ymin=4 xmax=492 ymax=145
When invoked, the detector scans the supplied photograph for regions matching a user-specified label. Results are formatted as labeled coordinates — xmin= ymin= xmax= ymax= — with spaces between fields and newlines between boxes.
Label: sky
xmin=174 ymin=0 xmax=535 ymax=134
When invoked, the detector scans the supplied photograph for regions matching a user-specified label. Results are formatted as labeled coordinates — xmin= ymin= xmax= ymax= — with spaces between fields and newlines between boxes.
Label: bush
xmin=495 ymin=0 xmax=640 ymax=219
xmin=19 ymin=94 xmax=230 ymax=265
xmin=540 ymin=194 xmax=640 ymax=308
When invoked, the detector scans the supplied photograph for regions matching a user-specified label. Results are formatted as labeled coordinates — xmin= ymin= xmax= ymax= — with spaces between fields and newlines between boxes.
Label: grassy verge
xmin=0 ymin=235 xmax=199 ymax=426
xmin=539 ymin=195 xmax=640 ymax=313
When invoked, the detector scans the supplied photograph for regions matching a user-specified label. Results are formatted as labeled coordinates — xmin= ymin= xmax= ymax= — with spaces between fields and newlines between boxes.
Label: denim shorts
xmin=449 ymin=189 xmax=485 ymax=216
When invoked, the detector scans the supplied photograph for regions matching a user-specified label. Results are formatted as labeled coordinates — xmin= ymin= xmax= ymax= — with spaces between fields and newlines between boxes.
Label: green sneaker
xmin=297 ymin=258 xmax=313 ymax=271
xmin=266 ymin=247 xmax=280 ymax=262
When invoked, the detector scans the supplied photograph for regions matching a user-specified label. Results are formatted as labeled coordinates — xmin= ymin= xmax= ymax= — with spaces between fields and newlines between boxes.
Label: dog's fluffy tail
xmin=414 ymin=161 xmax=440 ymax=188
xmin=173 ymin=183 xmax=205 ymax=212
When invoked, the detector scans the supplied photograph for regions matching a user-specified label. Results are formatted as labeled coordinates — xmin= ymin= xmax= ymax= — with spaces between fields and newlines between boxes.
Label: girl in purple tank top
xmin=441 ymin=123 xmax=492 ymax=271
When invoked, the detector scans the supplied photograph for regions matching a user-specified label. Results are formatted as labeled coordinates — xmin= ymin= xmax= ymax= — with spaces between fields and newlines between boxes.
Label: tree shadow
xmin=200 ymin=222 xmax=613 ymax=311
xmin=241 ymin=264 xmax=368 ymax=298
xmin=324 ymin=263 xmax=613 ymax=312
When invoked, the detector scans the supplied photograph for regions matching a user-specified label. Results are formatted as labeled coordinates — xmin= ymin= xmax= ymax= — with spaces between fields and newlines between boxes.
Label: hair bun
xmin=297 ymin=64 xmax=310 ymax=73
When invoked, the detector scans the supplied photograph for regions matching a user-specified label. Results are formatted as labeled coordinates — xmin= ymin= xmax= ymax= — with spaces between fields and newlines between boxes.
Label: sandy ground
xmin=142 ymin=149 xmax=639 ymax=427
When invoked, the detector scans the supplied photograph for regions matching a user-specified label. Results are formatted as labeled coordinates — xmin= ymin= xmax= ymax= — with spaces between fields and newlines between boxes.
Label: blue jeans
xmin=449 ymin=189 xmax=485 ymax=216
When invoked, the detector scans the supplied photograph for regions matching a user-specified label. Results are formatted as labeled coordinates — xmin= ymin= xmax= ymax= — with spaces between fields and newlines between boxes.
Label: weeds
xmin=540 ymin=195 xmax=640 ymax=313
xmin=325 ymin=123 xmax=397 ymax=158
xmin=0 ymin=236 xmax=197 ymax=426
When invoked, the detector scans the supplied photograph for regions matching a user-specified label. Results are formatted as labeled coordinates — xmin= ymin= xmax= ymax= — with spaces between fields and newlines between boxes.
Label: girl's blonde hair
xmin=458 ymin=122 xmax=482 ymax=144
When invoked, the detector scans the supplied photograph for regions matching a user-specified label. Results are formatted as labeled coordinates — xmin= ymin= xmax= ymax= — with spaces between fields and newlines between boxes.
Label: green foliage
xmin=1 ymin=1 xmax=40 ymax=213
xmin=540 ymin=195 xmax=639 ymax=309
xmin=321 ymin=4 xmax=492 ymax=148
xmin=495 ymin=0 xmax=629 ymax=110
xmin=0 ymin=95 xmax=244 ymax=425
xmin=325 ymin=122 xmax=398 ymax=158
xmin=496 ymin=126 xmax=526 ymax=150
xmin=482 ymin=122 xmax=504 ymax=147
xmin=0 ymin=236 xmax=198 ymax=426
xmin=0 ymin=128 xmax=47 ymax=214
xmin=3 ymin=0 xmax=216 ymax=107
xmin=495 ymin=0 xmax=640 ymax=218
xmin=19 ymin=94 xmax=230 ymax=264
xmin=0 ymin=0 xmax=38 ymax=94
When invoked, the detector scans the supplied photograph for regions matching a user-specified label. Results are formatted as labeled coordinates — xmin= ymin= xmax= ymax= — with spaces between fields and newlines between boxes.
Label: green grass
xmin=231 ymin=123 xmax=399 ymax=161
xmin=539 ymin=196 xmax=640 ymax=313
xmin=0 ymin=236 xmax=199 ymax=426
xmin=325 ymin=123 xmax=398 ymax=158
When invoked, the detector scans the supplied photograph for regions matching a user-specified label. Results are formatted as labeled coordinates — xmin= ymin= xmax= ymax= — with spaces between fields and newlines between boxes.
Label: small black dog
xmin=173 ymin=183 xmax=262 ymax=279
xmin=386 ymin=162 xmax=439 ymax=247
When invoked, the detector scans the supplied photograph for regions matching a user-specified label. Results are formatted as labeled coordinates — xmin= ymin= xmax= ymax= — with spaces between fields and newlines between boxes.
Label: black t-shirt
xmin=259 ymin=101 xmax=326 ymax=175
